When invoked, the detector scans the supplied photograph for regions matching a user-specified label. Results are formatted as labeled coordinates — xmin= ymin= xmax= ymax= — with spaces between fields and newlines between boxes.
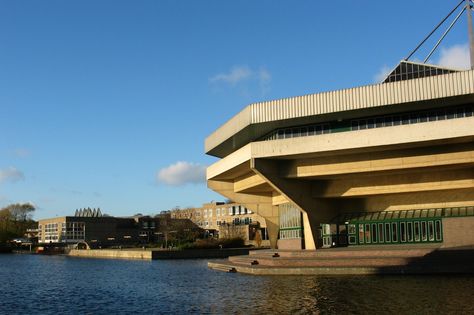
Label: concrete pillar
xmin=264 ymin=215 xmax=280 ymax=249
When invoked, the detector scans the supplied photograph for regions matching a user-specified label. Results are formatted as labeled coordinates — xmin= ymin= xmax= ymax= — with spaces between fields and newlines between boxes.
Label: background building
xmin=38 ymin=208 xmax=202 ymax=248
xmin=170 ymin=202 xmax=269 ymax=246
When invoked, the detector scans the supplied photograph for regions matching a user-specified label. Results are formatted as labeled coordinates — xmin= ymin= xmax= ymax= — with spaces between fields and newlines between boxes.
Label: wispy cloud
xmin=210 ymin=66 xmax=253 ymax=85
xmin=436 ymin=44 xmax=470 ymax=70
xmin=373 ymin=65 xmax=392 ymax=83
xmin=0 ymin=167 xmax=25 ymax=184
xmin=12 ymin=148 xmax=31 ymax=158
xmin=210 ymin=65 xmax=272 ymax=96
xmin=156 ymin=161 xmax=206 ymax=186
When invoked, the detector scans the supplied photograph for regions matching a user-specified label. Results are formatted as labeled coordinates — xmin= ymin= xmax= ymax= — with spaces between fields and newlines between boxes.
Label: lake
xmin=1 ymin=254 xmax=473 ymax=314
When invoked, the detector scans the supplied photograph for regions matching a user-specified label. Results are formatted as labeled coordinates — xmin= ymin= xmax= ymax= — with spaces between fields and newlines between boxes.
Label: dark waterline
xmin=1 ymin=254 xmax=473 ymax=314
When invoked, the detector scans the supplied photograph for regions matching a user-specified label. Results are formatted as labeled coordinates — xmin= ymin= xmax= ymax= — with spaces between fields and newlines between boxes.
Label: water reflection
xmin=0 ymin=255 xmax=473 ymax=314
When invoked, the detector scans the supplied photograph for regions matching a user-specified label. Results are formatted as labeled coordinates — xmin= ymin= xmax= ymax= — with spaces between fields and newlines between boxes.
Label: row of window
xmin=263 ymin=124 xmax=330 ymax=141
xmin=196 ymin=206 xmax=253 ymax=218
xmin=351 ymin=105 xmax=473 ymax=131
xmin=261 ymin=104 xmax=473 ymax=141
xmin=341 ymin=206 xmax=474 ymax=223
xmin=199 ymin=217 xmax=254 ymax=227
xmin=351 ymin=220 xmax=442 ymax=245
xmin=280 ymin=228 xmax=303 ymax=240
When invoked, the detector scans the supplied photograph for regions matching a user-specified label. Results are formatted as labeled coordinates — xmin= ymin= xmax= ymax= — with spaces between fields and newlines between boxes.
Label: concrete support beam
xmin=234 ymin=173 xmax=269 ymax=193
xmin=315 ymin=168 xmax=474 ymax=198
xmin=208 ymin=179 xmax=279 ymax=249
xmin=285 ymin=145 xmax=474 ymax=179
xmin=251 ymin=158 xmax=347 ymax=249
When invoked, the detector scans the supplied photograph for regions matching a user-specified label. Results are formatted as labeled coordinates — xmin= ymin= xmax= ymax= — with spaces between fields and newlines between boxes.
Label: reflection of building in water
xmin=170 ymin=202 xmax=269 ymax=246
xmin=205 ymin=60 xmax=474 ymax=250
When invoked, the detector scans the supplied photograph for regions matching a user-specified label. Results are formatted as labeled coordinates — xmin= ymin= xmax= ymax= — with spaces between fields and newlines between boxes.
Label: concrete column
xmin=264 ymin=214 xmax=280 ymax=249
xmin=251 ymin=158 xmax=361 ymax=249
xmin=208 ymin=179 xmax=280 ymax=249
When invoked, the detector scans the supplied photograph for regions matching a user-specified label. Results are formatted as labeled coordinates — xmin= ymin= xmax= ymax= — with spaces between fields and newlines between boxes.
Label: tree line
xmin=0 ymin=203 xmax=36 ymax=244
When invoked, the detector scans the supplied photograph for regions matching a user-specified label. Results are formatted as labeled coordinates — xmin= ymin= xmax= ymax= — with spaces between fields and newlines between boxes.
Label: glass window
xmin=308 ymin=126 xmax=315 ymax=136
xmin=367 ymin=119 xmax=375 ymax=129
xmin=277 ymin=130 xmax=284 ymax=139
xmin=351 ymin=121 xmax=359 ymax=131
xmin=419 ymin=112 xmax=428 ymax=122
xmin=410 ymin=113 xmax=418 ymax=124
xmin=428 ymin=221 xmax=435 ymax=241
xmin=359 ymin=120 xmax=367 ymax=130
xmin=446 ymin=109 xmax=455 ymax=119
xmin=292 ymin=128 xmax=300 ymax=137
xmin=322 ymin=125 xmax=330 ymax=134
xmin=358 ymin=224 xmax=364 ymax=244
xmin=365 ymin=224 xmax=371 ymax=243
xmin=428 ymin=111 xmax=437 ymax=121
xmin=400 ymin=222 xmax=406 ymax=242
xmin=348 ymin=224 xmax=356 ymax=234
xmin=437 ymin=110 xmax=446 ymax=120
xmin=378 ymin=223 xmax=384 ymax=243
xmin=456 ymin=108 xmax=465 ymax=118
xmin=315 ymin=125 xmax=322 ymax=134
xmin=391 ymin=222 xmax=398 ymax=242
xmin=421 ymin=221 xmax=427 ymax=241
xmin=414 ymin=221 xmax=420 ymax=242
xmin=371 ymin=223 xmax=377 ymax=243
xmin=465 ymin=106 xmax=473 ymax=117
xmin=392 ymin=116 xmax=401 ymax=126
xmin=435 ymin=220 xmax=442 ymax=241
xmin=300 ymin=127 xmax=308 ymax=136
xmin=384 ymin=116 xmax=393 ymax=127
xmin=402 ymin=115 xmax=410 ymax=125
xmin=284 ymin=129 xmax=292 ymax=139
xmin=407 ymin=222 xmax=413 ymax=242
xmin=376 ymin=118 xmax=384 ymax=128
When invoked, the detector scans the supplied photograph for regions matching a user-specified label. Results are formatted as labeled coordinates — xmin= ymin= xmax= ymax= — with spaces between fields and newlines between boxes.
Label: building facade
xmin=170 ymin=202 xmax=269 ymax=245
xmin=205 ymin=61 xmax=474 ymax=250
xmin=38 ymin=209 xmax=201 ymax=247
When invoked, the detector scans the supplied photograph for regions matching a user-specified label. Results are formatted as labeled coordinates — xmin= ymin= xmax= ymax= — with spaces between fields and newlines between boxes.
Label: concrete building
xmin=38 ymin=209 xmax=201 ymax=247
xmin=170 ymin=202 xmax=269 ymax=245
xmin=206 ymin=61 xmax=474 ymax=250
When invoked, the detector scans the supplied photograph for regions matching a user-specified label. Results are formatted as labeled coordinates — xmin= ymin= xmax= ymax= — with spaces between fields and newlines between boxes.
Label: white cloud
xmin=210 ymin=66 xmax=253 ymax=85
xmin=436 ymin=44 xmax=470 ymax=70
xmin=0 ymin=167 xmax=25 ymax=184
xmin=373 ymin=65 xmax=392 ymax=83
xmin=157 ymin=161 xmax=207 ymax=186
xmin=210 ymin=65 xmax=272 ymax=95
xmin=12 ymin=148 xmax=31 ymax=158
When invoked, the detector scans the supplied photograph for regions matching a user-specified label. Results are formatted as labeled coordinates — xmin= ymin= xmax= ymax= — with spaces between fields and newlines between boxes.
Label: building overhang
xmin=205 ymin=70 xmax=474 ymax=158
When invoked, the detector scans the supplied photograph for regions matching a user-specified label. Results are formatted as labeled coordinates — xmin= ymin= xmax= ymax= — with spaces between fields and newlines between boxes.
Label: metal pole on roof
xmin=423 ymin=6 xmax=466 ymax=63
xmin=405 ymin=0 xmax=465 ymax=61
xmin=467 ymin=0 xmax=474 ymax=69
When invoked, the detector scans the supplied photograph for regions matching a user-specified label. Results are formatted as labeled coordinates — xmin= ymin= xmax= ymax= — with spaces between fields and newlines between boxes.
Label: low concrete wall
xmin=152 ymin=248 xmax=250 ymax=259
xmin=69 ymin=249 xmax=152 ymax=260
xmin=68 ymin=248 xmax=252 ymax=260
xmin=277 ymin=238 xmax=303 ymax=250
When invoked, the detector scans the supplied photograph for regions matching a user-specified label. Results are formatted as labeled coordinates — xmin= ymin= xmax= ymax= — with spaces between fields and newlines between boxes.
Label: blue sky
xmin=0 ymin=1 xmax=471 ymax=219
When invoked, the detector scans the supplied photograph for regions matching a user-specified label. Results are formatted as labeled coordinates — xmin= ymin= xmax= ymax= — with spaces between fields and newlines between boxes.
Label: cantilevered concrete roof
xmin=205 ymin=69 xmax=474 ymax=158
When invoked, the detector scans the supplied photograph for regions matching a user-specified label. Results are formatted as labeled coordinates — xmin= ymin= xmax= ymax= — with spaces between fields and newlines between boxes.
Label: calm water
xmin=1 ymin=254 xmax=473 ymax=314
